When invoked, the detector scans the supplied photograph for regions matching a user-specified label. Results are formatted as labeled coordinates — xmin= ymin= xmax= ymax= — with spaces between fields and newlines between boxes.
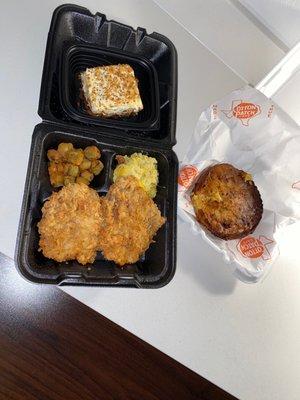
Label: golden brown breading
xmin=38 ymin=183 xmax=101 ymax=265
xmin=98 ymin=176 xmax=165 ymax=265
xmin=191 ymin=163 xmax=263 ymax=240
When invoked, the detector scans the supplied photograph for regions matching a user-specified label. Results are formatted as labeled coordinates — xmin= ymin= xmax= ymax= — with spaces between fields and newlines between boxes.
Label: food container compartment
xmin=15 ymin=123 xmax=178 ymax=288
xmin=60 ymin=45 xmax=160 ymax=130
xmin=38 ymin=4 xmax=177 ymax=146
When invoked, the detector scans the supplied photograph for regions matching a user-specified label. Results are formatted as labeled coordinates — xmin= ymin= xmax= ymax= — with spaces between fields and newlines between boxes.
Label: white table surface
xmin=1 ymin=1 xmax=300 ymax=400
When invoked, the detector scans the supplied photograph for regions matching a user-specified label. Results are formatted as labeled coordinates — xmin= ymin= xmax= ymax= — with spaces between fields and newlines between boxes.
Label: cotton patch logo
xmin=222 ymin=100 xmax=261 ymax=126
xmin=178 ymin=165 xmax=198 ymax=188
xmin=237 ymin=236 xmax=273 ymax=260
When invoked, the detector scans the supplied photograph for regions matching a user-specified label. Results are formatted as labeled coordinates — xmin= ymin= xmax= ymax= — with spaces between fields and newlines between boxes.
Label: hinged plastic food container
xmin=15 ymin=4 xmax=178 ymax=288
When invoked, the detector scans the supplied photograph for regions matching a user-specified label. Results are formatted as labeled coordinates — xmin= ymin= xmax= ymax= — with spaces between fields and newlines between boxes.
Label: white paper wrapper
xmin=178 ymin=86 xmax=300 ymax=283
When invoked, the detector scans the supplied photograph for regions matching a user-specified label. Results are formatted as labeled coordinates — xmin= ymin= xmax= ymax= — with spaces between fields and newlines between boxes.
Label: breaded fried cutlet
xmin=80 ymin=64 xmax=143 ymax=118
xmin=38 ymin=183 xmax=101 ymax=265
xmin=191 ymin=163 xmax=263 ymax=240
xmin=98 ymin=176 xmax=165 ymax=265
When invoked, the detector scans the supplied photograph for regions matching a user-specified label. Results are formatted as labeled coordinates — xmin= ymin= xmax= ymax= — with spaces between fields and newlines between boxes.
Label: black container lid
xmin=38 ymin=4 xmax=178 ymax=148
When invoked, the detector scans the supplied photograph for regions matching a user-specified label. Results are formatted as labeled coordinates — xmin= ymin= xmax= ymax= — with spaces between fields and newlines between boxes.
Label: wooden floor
xmin=0 ymin=252 xmax=236 ymax=400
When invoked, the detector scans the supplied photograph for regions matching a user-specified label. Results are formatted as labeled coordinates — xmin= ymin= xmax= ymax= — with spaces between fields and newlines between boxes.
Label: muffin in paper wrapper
xmin=178 ymin=86 xmax=300 ymax=283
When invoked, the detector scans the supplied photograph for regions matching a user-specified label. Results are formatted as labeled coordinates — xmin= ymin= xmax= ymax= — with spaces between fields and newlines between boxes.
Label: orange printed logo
xmin=237 ymin=235 xmax=274 ymax=260
xmin=222 ymin=100 xmax=261 ymax=126
xmin=238 ymin=237 xmax=264 ymax=258
xmin=178 ymin=165 xmax=198 ymax=188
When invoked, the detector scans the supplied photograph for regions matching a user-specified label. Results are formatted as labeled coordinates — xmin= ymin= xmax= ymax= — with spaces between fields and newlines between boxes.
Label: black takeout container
xmin=15 ymin=4 xmax=178 ymax=288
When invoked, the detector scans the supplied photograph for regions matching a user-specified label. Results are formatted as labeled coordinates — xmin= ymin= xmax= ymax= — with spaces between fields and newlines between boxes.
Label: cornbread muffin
xmin=191 ymin=163 xmax=263 ymax=240
xmin=80 ymin=64 xmax=143 ymax=118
